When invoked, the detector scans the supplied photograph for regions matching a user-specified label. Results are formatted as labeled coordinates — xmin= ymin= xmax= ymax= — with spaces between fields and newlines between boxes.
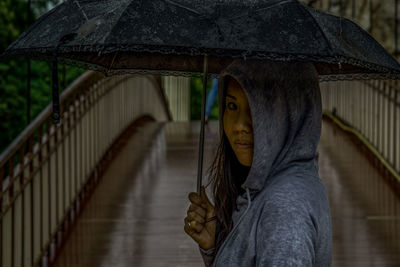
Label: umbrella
xmin=2 ymin=0 xmax=400 ymax=193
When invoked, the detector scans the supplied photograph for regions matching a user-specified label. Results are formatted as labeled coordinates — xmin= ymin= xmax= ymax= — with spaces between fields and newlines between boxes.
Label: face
xmin=223 ymin=78 xmax=254 ymax=167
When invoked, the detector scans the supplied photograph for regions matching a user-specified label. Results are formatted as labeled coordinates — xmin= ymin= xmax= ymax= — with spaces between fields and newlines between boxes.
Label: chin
xmin=236 ymin=151 xmax=253 ymax=167
xmin=239 ymin=158 xmax=252 ymax=167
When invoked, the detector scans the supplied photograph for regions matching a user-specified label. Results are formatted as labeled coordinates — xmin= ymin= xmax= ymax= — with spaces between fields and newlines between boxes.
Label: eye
xmin=227 ymin=102 xmax=237 ymax=110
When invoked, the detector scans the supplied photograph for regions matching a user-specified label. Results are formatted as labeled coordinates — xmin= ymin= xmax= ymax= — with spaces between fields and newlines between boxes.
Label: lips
xmin=234 ymin=140 xmax=254 ymax=149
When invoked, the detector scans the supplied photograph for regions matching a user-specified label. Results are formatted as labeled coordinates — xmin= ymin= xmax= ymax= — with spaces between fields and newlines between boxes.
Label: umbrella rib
xmin=162 ymin=0 xmax=203 ymax=17
xmin=299 ymin=5 xmax=337 ymax=61
xmin=73 ymin=0 xmax=89 ymax=21
xmin=98 ymin=0 xmax=136 ymax=50
xmin=225 ymin=0 xmax=293 ymax=20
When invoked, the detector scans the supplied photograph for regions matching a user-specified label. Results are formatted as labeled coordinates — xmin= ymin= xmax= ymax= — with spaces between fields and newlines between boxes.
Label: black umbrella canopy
xmin=2 ymin=0 xmax=400 ymax=193
xmin=2 ymin=0 xmax=400 ymax=80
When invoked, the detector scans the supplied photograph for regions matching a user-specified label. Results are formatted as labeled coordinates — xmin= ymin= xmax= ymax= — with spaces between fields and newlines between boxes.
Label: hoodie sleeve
xmin=255 ymin=187 xmax=317 ymax=266
xmin=199 ymin=246 xmax=215 ymax=267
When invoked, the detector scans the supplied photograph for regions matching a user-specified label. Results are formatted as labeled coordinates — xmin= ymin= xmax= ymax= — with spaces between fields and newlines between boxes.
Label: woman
xmin=184 ymin=58 xmax=332 ymax=266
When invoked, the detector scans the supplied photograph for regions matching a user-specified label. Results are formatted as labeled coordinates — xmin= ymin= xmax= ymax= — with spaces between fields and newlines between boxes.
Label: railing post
xmin=73 ymin=95 xmax=78 ymax=208
xmin=395 ymin=0 xmax=399 ymax=56
xmin=18 ymin=146 xmax=25 ymax=267
xmin=67 ymin=103 xmax=72 ymax=211
xmin=9 ymin=156 xmax=14 ymax=267
xmin=394 ymin=90 xmax=399 ymax=172
xmin=38 ymin=124 xmax=43 ymax=254
xmin=61 ymin=112 xmax=65 ymax=224
xmin=388 ymin=86 xmax=393 ymax=165
xmin=0 ymin=166 xmax=3 ymax=267
xmin=79 ymin=93 xmax=83 ymax=193
xmin=373 ymin=81 xmax=377 ymax=146
xmin=28 ymin=135 xmax=34 ymax=267
xmin=361 ymin=80 xmax=364 ymax=132
xmin=45 ymin=118 xmax=51 ymax=256
xmin=386 ymin=85 xmax=391 ymax=160
xmin=379 ymin=82 xmax=383 ymax=154
xmin=54 ymin=121 xmax=59 ymax=249
xmin=369 ymin=81 xmax=372 ymax=142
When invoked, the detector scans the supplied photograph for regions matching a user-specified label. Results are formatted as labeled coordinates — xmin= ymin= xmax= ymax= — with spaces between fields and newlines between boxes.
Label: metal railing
xmin=162 ymin=76 xmax=191 ymax=121
xmin=0 ymin=71 xmax=170 ymax=267
xmin=320 ymin=80 xmax=400 ymax=178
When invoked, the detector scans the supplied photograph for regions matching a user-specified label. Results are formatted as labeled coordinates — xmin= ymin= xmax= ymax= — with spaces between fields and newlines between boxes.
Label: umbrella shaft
xmin=197 ymin=55 xmax=208 ymax=194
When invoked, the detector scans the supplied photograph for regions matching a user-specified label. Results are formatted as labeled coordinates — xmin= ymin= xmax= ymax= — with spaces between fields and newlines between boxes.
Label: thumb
xmin=200 ymin=186 xmax=214 ymax=210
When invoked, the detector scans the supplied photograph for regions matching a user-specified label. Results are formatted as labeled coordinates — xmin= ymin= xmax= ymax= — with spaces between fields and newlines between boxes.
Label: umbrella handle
xmin=52 ymin=58 xmax=60 ymax=124
xmin=196 ymin=55 xmax=208 ymax=194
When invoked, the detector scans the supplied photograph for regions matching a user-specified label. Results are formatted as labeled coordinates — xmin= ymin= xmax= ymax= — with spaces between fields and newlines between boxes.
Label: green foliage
xmin=0 ymin=0 xmax=84 ymax=154
xmin=190 ymin=77 xmax=219 ymax=120
xmin=0 ymin=59 xmax=84 ymax=154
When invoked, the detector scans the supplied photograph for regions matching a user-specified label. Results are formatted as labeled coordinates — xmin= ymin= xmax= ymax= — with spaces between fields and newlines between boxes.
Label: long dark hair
xmin=206 ymin=76 xmax=250 ymax=252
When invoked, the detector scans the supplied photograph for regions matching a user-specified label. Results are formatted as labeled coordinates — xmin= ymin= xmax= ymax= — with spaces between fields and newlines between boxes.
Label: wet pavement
xmin=319 ymin=121 xmax=400 ymax=267
xmin=54 ymin=121 xmax=219 ymax=267
xmin=54 ymin=120 xmax=400 ymax=267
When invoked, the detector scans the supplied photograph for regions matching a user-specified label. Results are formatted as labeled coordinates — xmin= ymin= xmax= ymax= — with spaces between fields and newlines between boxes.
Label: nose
xmin=233 ymin=108 xmax=252 ymax=134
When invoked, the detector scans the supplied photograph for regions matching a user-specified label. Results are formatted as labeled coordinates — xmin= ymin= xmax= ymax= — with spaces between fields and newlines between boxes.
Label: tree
xmin=0 ymin=0 xmax=84 ymax=153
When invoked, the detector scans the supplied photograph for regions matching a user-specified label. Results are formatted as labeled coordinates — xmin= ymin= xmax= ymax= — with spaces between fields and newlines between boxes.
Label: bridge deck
xmin=53 ymin=120 xmax=400 ymax=267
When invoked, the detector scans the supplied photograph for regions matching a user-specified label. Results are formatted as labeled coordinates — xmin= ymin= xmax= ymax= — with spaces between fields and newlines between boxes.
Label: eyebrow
xmin=226 ymin=94 xmax=236 ymax=100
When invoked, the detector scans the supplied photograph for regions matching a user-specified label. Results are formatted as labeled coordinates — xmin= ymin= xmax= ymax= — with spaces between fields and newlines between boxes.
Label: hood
xmin=218 ymin=58 xmax=322 ymax=194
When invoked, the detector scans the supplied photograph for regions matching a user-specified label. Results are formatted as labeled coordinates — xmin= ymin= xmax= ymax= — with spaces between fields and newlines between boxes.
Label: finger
xmin=188 ymin=220 xmax=204 ymax=233
xmin=188 ymin=192 xmax=204 ymax=207
xmin=200 ymin=186 xmax=214 ymax=210
xmin=184 ymin=220 xmax=195 ymax=236
xmin=184 ymin=217 xmax=193 ymax=232
xmin=184 ymin=222 xmax=202 ymax=242
xmin=188 ymin=203 xmax=206 ymax=218
xmin=184 ymin=220 xmax=211 ymax=249
xmin=189 ymin=230 xmax=203 ymax=243
xmin=187 ymin=211 xmax=205 ymax=224
xmin=184 ymin=217 xmax=202 ymax=238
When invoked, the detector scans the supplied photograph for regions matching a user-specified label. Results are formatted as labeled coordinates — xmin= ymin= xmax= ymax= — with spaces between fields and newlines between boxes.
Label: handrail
xmin=0 ymin=71 xmax=103 ymax=167
xmin=0 ymin=72 xmax=172 ymax=166
xmin=0 ymin=71 xmax=170 ymax=267
xmin=320 ymin=79 xmax=400 ymax=180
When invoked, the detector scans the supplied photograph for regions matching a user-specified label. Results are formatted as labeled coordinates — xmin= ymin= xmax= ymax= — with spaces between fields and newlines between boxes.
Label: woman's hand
xmin=184 ymin=186 xmax=216 ymax=250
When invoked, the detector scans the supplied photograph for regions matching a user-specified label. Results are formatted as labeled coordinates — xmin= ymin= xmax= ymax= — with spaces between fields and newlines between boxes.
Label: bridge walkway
xmin=53 ymin=120 xmax=400 ymax=267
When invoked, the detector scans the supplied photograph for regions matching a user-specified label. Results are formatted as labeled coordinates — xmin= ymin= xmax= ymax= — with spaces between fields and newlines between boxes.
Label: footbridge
xmin=1 ymin=72 xmax=399 ymax=266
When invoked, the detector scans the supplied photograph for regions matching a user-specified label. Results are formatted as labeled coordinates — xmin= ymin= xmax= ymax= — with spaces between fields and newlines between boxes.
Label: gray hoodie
xmin=200 ymin=59 xmax=332 ymax=266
